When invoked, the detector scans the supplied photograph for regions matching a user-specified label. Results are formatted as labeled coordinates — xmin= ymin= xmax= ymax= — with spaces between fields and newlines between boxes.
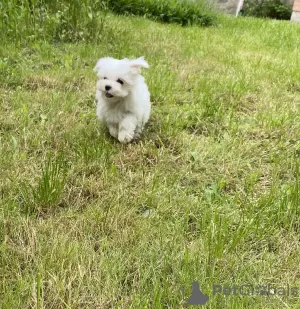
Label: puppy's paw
xmin=133 ymin=126 xmax=142 ymax=140
xmin=118 ymin=131 xmax=133 ymax=144
xmin=133 ymin=132 xmax=141 ymax=140
xmin=108 ymin=126 xmax=118 ymax=139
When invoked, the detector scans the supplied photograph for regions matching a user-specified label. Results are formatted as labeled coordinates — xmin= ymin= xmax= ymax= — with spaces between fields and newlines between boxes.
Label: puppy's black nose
xmin=105 ymin=85 xmax=111 ymax=91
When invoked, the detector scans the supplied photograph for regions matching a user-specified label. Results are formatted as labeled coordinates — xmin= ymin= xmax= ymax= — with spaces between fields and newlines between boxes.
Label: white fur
xmin=94 ymin=56 xmax=151 ymax=144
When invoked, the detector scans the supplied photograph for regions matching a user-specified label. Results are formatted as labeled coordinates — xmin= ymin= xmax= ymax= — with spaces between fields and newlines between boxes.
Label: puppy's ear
xmin=94 ymin=57 xmax=109 ymax=73
xmin=129 ymin=57 xmax=149 ymax=74
xmin=94 ymin=59 xmax=102 ymax=73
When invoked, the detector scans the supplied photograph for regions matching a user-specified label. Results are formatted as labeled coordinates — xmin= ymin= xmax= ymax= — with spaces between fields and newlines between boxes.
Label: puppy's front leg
xmin=118 ymin=114 xmax=137 ymax=144
xmin=107 ymin=123 xmax=118 ymax=139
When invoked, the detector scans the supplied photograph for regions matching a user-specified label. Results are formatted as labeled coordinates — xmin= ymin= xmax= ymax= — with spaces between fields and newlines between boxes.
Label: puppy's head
xmin=94 ymin=57 xmax=149 ymax=100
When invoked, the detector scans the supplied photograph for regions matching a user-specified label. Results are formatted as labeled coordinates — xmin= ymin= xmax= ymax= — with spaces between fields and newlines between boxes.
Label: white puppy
xmin=94 ymin=56 xmax=151 ymax=144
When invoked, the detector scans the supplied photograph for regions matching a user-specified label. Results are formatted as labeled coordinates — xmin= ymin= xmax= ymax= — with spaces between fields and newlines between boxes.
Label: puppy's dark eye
xmin=103 ymin=77 xmax=107 ymax=80
xmin=117 ymin=78 xmax=124 ymax=85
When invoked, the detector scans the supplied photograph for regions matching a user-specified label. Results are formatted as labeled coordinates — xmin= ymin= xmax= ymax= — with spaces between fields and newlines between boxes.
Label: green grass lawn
xmin=1 ymin=13 xmax=300 ymax=308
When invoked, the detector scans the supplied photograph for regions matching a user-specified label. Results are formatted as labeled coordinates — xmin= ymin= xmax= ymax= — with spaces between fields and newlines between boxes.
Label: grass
xmin=0 ymin=0 xmax=214 ymax=43
xmin=1 ymin=10 xmax=300 ymax=308
xmin=0 ymin=0 xmax=108 ymax=42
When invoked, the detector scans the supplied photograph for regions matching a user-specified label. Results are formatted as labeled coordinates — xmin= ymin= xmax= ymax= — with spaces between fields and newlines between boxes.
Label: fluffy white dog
xmin=94 ymin=56 xmax=151 ymax=144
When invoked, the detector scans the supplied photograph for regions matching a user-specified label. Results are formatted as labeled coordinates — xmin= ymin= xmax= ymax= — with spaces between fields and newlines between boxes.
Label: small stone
xmin=142 ymin=209 xmax=153 ymax=217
